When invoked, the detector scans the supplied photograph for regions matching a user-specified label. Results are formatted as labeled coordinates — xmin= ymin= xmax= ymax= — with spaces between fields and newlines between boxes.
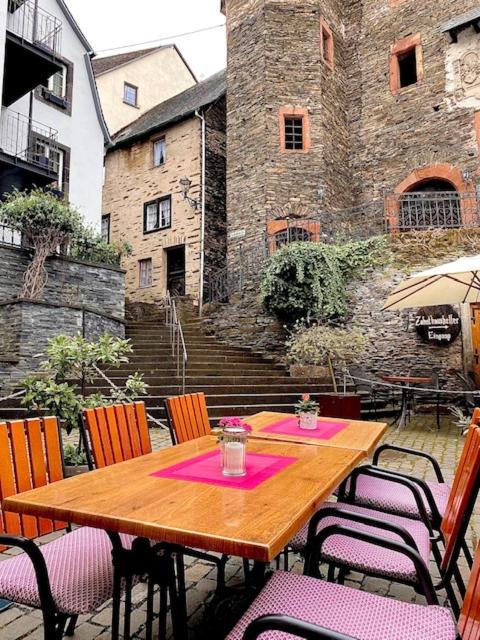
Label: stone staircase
xmin=86 ymin=303 xmax=334 ymax=424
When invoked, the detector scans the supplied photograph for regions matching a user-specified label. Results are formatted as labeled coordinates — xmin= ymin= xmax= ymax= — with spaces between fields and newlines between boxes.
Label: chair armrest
xmin=0 ymin=534 xmax=56 ymax=616
xmin=308 ymin=524 xmax=438 ymax=605
xmin=345 ymin=466 xmax=435 ymax=534
xmin=306 ymin=506 xmax=419 ymax=554
xmin=372 ymin=444 xmax=444 ymax=482
xmin=243 ymin=614 xmax=356 ymax=640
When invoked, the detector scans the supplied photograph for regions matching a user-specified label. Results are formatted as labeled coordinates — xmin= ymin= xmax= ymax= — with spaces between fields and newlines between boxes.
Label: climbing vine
xmin=260 ymin=237 xmax=387 ymax=321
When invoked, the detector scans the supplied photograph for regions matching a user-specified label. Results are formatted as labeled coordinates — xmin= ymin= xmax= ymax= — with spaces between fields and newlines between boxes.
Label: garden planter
xmin=318 ymin=393 xmax=361 ymax=420
xmin=298 ymin=411 xmax=319 ymax=430
xmin=289 ymin=365 xmax=331 ymax=383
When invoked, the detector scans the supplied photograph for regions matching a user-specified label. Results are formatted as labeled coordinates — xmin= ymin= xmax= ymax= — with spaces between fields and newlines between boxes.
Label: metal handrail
xmin=164 ymin=291 xmax=188 ymax=394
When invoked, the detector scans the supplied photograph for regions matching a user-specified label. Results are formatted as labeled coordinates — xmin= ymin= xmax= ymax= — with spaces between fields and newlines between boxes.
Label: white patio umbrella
xmin=382 ymin=255 xmax=480 ymax=310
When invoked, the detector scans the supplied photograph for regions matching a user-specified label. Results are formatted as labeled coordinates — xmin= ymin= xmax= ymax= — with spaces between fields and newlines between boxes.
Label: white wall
xmin=0 ymin=0 xmax=7 ymax=97
xmin=3 ymin=0 xmax=105 ymax=228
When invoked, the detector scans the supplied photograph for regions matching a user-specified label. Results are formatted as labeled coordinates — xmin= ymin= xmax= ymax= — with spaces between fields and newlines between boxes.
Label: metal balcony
xmin=4 ymin=0 xmax=63 ymax=106
xmin=0 ymin=108 xmax=59 ymax=193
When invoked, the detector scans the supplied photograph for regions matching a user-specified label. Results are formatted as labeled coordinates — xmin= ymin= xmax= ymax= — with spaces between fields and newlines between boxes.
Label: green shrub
xmin=261 ymin=237 xmax=386 ymax=321
xmin=70 ymin=225 xmax=131 ymax=266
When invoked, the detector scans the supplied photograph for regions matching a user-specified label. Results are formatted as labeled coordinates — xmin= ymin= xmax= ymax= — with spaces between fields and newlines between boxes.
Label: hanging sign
xmin=414 ymin=305 xmax=461 ymax=347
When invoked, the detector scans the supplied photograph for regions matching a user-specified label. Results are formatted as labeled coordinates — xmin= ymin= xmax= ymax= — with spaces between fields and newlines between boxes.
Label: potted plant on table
xmin=295 ymin=393 xmax=320 ymax=430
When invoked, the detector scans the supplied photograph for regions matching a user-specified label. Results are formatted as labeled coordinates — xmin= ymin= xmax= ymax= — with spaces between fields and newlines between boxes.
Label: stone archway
xmin=386 ymin=163 xmax=475 ymax=230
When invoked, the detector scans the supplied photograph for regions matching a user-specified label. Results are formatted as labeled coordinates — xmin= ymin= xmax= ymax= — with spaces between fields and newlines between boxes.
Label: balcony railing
xmin=7 ymin=0 xmax=62 ymax=57
xmin=0 ymin=108 xmax=59 ymax=175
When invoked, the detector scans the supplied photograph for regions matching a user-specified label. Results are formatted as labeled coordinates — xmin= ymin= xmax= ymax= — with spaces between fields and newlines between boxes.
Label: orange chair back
xmin=0 ymin=417 xmax=65 ymax=546
xmin=458 ymin=543 xmax=480 ymax=639
xmin=82 ymin=401 xmax=151 ymax=469
xmin=164 ymin=392 xmax=211 ymax=444
xmin=441 ymin=415 xmax=480 ymax=572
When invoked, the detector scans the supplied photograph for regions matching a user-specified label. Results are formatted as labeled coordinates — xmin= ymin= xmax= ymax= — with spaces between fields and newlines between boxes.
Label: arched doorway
xmin=399 ymin=178 xmax=461 ymax=230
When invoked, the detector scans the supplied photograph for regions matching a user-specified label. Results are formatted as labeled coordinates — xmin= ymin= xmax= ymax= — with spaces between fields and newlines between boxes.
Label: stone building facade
xmin=222 ymin=0 xmax=480 ymax=256
xmin=103 ymin=72 xmax=226 ymax=308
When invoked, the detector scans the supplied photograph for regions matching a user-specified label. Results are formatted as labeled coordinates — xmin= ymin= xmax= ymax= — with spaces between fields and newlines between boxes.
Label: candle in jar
xmin=223 ymin=441 xmax=246 ymax=476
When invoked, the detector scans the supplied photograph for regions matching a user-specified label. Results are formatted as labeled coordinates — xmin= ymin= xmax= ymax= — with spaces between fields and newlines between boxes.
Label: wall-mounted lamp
xmin=179 ymin=177 xmax=199 ymax=210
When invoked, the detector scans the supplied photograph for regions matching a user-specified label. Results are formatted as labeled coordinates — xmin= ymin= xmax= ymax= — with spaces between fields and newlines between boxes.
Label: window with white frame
xmin=48 ymin=64 xmax=67 ymax=98
xmin=123 ymin=82 xmax=138 ymax=107
xmin=33 ymin=139 xmax=66 ymax=192
xmin=153 ymin=137 xmax=166 ymax=167
xmin=143 ymin=196 xmax=172 ymax=233
xmin=101 ymin=214 xmax=110 ymax=243
xmin=139 ymin=258 xmax=153 ymax=288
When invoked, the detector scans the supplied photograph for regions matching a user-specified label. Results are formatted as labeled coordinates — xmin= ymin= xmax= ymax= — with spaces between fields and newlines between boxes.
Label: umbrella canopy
xmin=382 ymin=255 xmax=480 ymax=310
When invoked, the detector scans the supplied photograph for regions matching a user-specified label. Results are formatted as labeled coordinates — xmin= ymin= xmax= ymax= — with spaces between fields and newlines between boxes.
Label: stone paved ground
xmin=0 ymin=415 xmax=476 ymax=639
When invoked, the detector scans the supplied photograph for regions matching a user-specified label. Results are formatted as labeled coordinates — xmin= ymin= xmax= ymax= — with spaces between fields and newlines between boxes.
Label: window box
xmin=41 ymin=86 xmax=68 ymax=109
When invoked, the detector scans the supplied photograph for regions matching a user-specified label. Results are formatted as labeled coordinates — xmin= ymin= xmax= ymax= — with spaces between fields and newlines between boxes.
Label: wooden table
xmin=381 ymin=376 xmax=432 ymax=429
xmin=3 ymin=435 xmax=364 ymax=563
xmin=246 ymin=411 xmax=387 ymax=456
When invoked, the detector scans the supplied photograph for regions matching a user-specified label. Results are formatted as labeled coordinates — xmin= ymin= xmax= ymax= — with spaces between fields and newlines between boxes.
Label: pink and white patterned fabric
xmin=289 ymin=502 xmax=430 ymax=582
xmin=0 ymin=527 xmax=134 ymax=614
xmin=226 ymin=571 xmax=456 ymax=640
xmin=341 ymin=476 xmax=450 ymax=520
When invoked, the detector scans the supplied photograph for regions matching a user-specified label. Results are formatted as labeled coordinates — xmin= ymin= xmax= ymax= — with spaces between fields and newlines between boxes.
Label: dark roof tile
xmin=92 ymin=45 xmax=169 ymax=76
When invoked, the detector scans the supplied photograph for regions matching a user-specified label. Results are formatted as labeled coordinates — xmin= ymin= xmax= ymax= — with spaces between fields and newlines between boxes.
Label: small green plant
xmin=63 ymin=443 xmax=88 ymax=467
xmin=286 ymin=324 xmax=367 ymax=392
xmin=294 ymin=393 xmax=319 ymax=414
xmin=21 ymin=334 xmax=148 ymax=433
xmin=70 ymin=225 xmax=132 ymax=266
xmin=261 ymin=237 xmax=387 ymax=321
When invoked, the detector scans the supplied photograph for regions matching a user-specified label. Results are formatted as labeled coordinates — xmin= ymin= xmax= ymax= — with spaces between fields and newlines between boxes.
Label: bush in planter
xmin=260 ymin=237 xmax=387 ymax=321
xmin=70 ymin=225 xmax=132 ymax=266
xmin=286 ymin=324 xmax=367 ymax=392
xmin=21 ymin=334 xmax=148 ymax=434
xmin=0 ymin=188 xmax=82 ymax=299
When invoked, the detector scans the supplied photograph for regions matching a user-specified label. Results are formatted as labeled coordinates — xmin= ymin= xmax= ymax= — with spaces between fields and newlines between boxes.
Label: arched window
xmin=399 ymin=179 xmax=461 ymax=230
xmin=274 ymin=226 xmax=312 ymax=249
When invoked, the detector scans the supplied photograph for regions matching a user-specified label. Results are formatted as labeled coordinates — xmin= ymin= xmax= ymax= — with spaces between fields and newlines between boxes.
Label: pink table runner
xmin=260 ymin=416 xmax=349 ymax=440
xmin=151 ymin=450 xmax=298 ymax=490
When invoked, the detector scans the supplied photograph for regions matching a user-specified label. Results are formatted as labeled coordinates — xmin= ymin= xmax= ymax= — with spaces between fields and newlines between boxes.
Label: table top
xmin=246 ymin=412 xmax=387 ymax=455
xmin=381 ymin=376 xmax=432 ymax=385
xmin=4 ymin=436 xmax=363 ymax=563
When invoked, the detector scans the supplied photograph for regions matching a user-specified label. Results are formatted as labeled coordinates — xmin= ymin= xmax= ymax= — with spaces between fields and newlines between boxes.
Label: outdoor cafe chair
xmin=228 ymin=542 xmax=480 ymax=640
xmin=82 ymin=399 xmax=228 ymax=594
xmin=336 ymin=407 xmax=480 ymax=569
xmin=164 ymin=391 xmax=212 ymax=445
xmin=0 ymin=417 xmax=135 ymax=640
xmin=287 ymin=421 xmax=480 ymax=616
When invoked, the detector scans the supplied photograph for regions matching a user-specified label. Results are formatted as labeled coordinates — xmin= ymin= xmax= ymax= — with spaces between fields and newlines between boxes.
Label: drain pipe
xmin=195 ymin=109 xmax=206 ymax=317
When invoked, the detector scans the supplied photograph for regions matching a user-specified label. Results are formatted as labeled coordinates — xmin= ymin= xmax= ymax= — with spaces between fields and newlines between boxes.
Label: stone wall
xmin=0 ymin=244 xmax=125 ymax=389
xmin=0 ymin=244 xmax=125 ymax=318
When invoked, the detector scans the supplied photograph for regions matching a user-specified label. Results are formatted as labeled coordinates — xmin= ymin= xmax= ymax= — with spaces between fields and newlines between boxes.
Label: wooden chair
xmin=81 ymin=401 xmax=151 ymax=470
xmin=164 ymin=392 xmax=212 ymax=445
xmin=230 ymin=543 xmax=480 ymax=640
xmin=0 ymin=417 xmax=134 ymax=639
xmin=289 ymin=422 xmax=480 ymax=616
xmin=82 ymin=400 xmax=228 ymax=594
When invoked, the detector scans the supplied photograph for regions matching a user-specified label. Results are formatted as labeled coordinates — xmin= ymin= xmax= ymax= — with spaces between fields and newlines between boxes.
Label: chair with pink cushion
xmin=288 ymin=422 xmax=480 ymax=617
xmin=337 ymin=407 xmax=480 ymax=569
xmin=228 ymin=542 xmax=480 ymax=640
xmin=0 ymin=416 xmax=135 ymax=640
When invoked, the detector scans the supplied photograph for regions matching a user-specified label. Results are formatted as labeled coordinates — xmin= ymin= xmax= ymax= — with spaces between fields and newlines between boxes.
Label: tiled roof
xmin=441 ymin=7 xmax=480 ymax=34
xmin=92 ymin=46 xmax=169 ymax=76
xmin=112 ymin=69 xmax=226 ymax=148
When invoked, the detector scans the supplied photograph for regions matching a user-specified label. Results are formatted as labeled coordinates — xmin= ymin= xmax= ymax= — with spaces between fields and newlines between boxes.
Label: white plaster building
xmin=0 ymin=0 xmax=109 ymax=227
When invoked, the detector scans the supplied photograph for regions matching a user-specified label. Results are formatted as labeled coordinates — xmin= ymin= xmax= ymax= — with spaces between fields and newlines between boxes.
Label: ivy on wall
xmin=260 ymin=237 xmax=387 ymax=321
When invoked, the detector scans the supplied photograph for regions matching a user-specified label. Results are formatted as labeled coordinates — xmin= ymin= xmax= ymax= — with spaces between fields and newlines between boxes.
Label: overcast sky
xmin=66 ymin=0 xmax=226 ymax=80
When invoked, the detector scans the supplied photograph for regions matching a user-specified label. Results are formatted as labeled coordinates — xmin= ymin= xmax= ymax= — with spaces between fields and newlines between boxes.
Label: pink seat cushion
xmin=226 ymin=571 xmax=456 ymax=640
xmin=289 ymin=502 xmax=430 ymax=582
xmin=0 ymin=527 xmax=134 ymax=614
xmin=342 ymin=475 xmax=450 ymax=520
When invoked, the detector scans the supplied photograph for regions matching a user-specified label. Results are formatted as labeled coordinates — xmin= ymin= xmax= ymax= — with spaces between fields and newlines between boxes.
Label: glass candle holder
xmin=221 ymin=426 xmax=248 ymax=477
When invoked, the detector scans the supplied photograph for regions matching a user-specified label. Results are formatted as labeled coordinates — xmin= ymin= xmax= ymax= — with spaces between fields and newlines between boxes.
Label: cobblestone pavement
xmin=0 ymin=415 xmax=475 ymax=639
